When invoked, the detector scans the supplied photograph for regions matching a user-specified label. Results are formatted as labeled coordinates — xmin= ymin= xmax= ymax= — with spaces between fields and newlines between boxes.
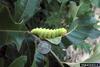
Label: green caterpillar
xmin=31 ymin=28 xmax=67 ymax=39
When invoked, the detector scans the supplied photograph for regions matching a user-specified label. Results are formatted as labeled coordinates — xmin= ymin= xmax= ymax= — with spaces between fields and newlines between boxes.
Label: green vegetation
xmin=0 ymin=0 xmax=100 ymax=67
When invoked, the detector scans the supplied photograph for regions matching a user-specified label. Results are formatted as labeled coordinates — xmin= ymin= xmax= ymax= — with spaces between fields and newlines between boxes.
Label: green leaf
xmin=19 ymin=34 xmax=36 ymax=67
xmin=89 ymin=28 xmax=100 ymax=39
xmin=31 ymin=41 xmax=50 ymax=67
xmin=0 ymin=31 xmax=26 ymax=51
xmin=0 ymin=4 xmax=4 ymax=13
xmin=0 ymin=58 xmax=4 ymax=67
xmin=0 ymin=8 xmax=27 ymax=30
xmin=31 ymin=50 xmax=45 ymax=67
xmin=31 ymin=61 xmax=37 ymax=67
xmin=68 ymin=0 xmax=92 ymax=19
xmin=8 ymin=56 xmax=27 ymax=67
xmin=66 ymin=16 xmax=98 ymax=44
xmin=0 ymin=6 xmax=27 ymax=50
xmin=57 ymin=0 xmax=68 ymax=3
xmin=48 ymin=0 xmax=60 ymax=12
xmin=5 ymin=44 xmax=19 ymax=65
xmin=9 ymin=32 xmax=26 ymax=51
xmin=68 ymin=1 xmax=78 ymax=20
xmin=67 ymin=27 xmax=89 ymax=44
xmin=61 ymin=37 xmax=72 ymax=48
xmin=77 ymin=1 xmax=92 ymax=17
xmin=10 ymin=0 xmax=41 ymax=23
xmin=90 ymin=0 xmax=100 ymax=8
xmin=49 ymin=50 xmax=65 ymax=67
xmin=31 ymin=53 xmax=49 ymax=67
xmin=51 ymin=44 xmax=66 ymax=61
xmin=45 ymin=12 xmax=62 ymax=28
xmin=32 ymin=48 xmax=64 ymax=67
xmin=46 ymin=37 xmax=61 ymax=45
xmin=76 ymin=17 xmax=97 ymax=26
xmin=47 ymin=0 xmax=52 ymax=3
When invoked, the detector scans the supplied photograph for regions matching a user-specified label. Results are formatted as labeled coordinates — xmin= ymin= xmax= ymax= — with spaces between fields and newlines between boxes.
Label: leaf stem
xmin=73 ymin=2 xmax=83 ymax=21
xmin=0 ymin=30 xmax=29 ymax=33
xmin=65 ymin=24 xmax=78 ymax=35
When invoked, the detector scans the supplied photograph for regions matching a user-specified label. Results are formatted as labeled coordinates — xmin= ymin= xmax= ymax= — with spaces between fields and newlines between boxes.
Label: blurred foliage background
xmin=0 ymin=0 xmax=100 ymax=67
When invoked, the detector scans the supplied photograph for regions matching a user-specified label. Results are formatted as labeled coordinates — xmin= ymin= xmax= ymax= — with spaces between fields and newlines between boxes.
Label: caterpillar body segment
xmin=31 ymin=28 xmax=67 ymax=39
